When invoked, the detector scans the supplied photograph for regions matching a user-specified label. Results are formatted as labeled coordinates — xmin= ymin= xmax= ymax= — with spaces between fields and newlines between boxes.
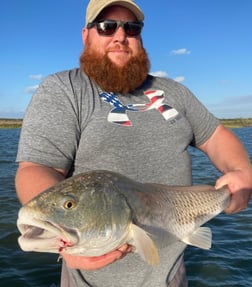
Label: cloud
xmin=223 ymin=94 xmax=252 ymax=105
xmin=0 ymin=110 xmax=24 ymax=119
xmin=29 ymin=74 xmax=43 ymax=80
xmin=24 ymin=85 xmax=39 ymax=94
xmin=170 ymin=48 xmax=191 ymax=55
xmin=150 ymin=71 xmax=168 ymax=78
xmin=174 ymin=76 xmax=185 ymax=83
xmin=24 ymin=74 xmax=43 ymax=94
xmin=219 ymin=80 xmax=232 ymax=86
xmin=210 ymin=94 xmax=252 ymax=108
xmin=208 ymin=94 xmax=252 ymax=118
xmin=150 ymin=71 xmax=185 ymax=83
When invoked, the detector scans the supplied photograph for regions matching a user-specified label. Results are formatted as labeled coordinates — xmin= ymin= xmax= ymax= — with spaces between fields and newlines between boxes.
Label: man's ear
xmin=82 ymin=28 xmax=89 ymax=45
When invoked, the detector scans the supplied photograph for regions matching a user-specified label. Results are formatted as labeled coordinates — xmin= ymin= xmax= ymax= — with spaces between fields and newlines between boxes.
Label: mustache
xmin=106 ymin=45 xmax=131 ymax=53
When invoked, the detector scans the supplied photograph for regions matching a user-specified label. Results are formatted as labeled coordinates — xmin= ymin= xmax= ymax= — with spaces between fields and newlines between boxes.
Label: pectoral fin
xmin=182 ymin=227 xmax=212 ymax=250
xmin=131 ymin=224 xmax=159 ymax=265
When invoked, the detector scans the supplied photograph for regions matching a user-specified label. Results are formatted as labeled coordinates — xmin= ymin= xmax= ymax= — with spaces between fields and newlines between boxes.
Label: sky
xmin=1 ymin=0 xmax=252 ymax=119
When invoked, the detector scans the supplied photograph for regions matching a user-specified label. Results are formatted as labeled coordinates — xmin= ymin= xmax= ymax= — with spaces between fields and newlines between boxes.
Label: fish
xmin=17 ymin=170 xmax=230 ymax=266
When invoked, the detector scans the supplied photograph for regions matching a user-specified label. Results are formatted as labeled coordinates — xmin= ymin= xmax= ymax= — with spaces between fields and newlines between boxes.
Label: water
xmin=186 ymin=127 xmax=252 ymax=287
xmin=0 ymin=129 xmax=61 ymax=287
xmin=0 ymin=128 xmax=251 ymax=286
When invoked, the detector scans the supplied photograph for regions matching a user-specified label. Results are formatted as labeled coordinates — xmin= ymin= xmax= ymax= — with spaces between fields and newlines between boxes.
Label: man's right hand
xmin=60 ymin=244 xmax=132 ymax=270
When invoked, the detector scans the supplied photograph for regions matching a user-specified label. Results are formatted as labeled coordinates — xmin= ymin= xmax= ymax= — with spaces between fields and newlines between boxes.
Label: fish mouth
xmin=17 ymin=208 xmax=78 ymax=253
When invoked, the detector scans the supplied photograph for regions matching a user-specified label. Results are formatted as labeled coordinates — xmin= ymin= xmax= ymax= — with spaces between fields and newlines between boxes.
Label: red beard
xmin=79 ymin=44 xmax=150 ymax=94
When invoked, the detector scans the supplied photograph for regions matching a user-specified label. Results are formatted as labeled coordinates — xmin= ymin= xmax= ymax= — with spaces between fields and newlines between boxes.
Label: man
xmin=16 ymin=0 xmax=252 ymax=286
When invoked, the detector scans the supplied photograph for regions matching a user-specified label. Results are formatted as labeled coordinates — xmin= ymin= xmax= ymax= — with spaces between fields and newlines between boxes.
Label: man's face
xmin=82 ymin=5 xmax=143 ymax=67
xmin=80 ymin=5 xmax=149 ymax=93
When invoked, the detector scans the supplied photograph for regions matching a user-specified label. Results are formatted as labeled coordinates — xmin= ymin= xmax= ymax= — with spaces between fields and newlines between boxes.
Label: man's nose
xmin=113 ymin=26 xmax=127 ymax=43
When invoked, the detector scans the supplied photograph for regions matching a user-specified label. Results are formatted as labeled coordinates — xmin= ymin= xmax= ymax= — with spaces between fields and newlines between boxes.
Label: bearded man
xmin=16 ymin=0 xmax=252 ymax=286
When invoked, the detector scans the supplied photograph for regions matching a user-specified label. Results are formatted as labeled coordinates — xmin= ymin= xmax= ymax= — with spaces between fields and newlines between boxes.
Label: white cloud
xmin=170 ymin=48 xmax=191 ymax=55
xmin=218 ymin=94 xmax=252 ymax=106
xmin=150 ymin=71 xmax=185 ymax=83
xmin=207 ymin=94 xmax=252 ymax=118
xmin=29 ymin=74 xmax=43 ymax=80
xmin=0 ymin=111 xmax=24 ymax=118
xmin=173 ymin=76 xmax=185 ymax=83
xmin=150 ymin=71 xmax=168 ymax=78
xmin=24 ymin=85 xmax=39 ymax=94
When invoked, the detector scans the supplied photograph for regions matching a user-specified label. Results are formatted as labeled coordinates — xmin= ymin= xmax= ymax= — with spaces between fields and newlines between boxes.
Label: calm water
xmin=0 ymin=128 xmax=251 ymax=287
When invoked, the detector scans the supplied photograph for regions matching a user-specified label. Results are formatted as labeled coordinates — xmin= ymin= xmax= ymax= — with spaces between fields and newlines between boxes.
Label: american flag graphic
xmin=99 ymin=90 xmax=179 ymax=126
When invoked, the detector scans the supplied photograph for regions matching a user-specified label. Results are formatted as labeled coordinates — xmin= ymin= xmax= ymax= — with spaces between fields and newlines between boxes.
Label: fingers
xmin=215 ymin=173 xmax=234 ymax=190
xmin=118 ymin=244 xmax=132 ymax=253
xmin=224 ymin=190 xmax=248 ymax=214
xmin=215 ymin=172 xmax=252 ymax=214
xmin=60 ymin=244 xmax=132 ymax=270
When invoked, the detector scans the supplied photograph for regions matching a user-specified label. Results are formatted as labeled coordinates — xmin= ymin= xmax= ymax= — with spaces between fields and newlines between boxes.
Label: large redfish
xmin=17 ymin=170 xmax=230 ymax=265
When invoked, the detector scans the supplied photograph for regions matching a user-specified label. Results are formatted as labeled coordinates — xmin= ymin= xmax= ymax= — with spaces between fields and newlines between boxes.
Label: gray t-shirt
xmin=17 ymin=68 xmax=219 ymax=286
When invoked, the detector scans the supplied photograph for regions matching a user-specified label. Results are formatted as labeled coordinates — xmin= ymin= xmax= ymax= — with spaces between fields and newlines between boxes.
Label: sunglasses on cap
xmin=87 ymin=19 xmax=143 ymax=37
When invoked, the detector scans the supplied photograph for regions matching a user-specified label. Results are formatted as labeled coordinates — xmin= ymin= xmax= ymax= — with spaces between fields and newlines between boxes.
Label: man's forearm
xmin=200 ymin=124 xmax=252 ymax=213
xmin=15 ymin=162 xmax=67 ymax=205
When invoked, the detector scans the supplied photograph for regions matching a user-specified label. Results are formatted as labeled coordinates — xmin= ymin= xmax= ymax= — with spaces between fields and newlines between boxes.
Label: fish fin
xmin=131 ymin=224 xmax=159 ymax=265
xmin=182 ymin=227 xmax=212 ymax=250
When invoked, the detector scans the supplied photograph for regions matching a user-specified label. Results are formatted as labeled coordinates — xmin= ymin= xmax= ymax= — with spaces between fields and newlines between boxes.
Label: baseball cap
xmin=85 ymin=0 xmax=144 ymax=26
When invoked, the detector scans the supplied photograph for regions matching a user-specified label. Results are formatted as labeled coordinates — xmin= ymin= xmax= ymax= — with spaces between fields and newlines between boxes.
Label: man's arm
xmin=199 ymin=124 xmax=252 ymax=213
xmin=15 ymin=162 xmax=68 ymax=204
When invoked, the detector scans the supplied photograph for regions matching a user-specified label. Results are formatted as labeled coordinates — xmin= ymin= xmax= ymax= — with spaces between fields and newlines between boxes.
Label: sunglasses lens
xmin=97 ymin=21 xmax=118 ymax=36
xmin=124 ymin=22 xmax=142 ymax=36
xmin=94 ymin=20 xmax=142 ymax=37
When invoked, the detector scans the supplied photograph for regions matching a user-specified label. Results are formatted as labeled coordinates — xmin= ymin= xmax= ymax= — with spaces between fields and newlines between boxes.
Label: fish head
xmin=17 ymin=171 xmax=133 ymax=256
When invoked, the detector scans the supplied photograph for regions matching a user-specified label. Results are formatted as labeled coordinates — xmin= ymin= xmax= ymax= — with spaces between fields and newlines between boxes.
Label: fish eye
xmin=63 ymin=199 xmax=76 ymax=210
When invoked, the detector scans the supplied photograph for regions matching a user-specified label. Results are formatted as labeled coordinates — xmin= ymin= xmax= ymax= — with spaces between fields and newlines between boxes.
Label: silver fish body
xmin=17 ymin=170 xmax=230 ymax=265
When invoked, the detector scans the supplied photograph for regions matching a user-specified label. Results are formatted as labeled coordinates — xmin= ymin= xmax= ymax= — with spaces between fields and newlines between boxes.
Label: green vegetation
xmin=0 ymin=118 xmax=23 ymax=128
xmin=219 ymin=118 xmax=252 ymax=128
xmin=0 ymin=118 xmax=252 ymax=129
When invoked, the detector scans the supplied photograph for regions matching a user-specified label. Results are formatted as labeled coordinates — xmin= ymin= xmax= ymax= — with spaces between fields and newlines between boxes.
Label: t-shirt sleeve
xmin=16 ymin=73 xmax=80 ymax=170
xmin=159 ymin=78 xmax=219 ymax=147
xmin=179 ymin=85 xmax=220 ymax=147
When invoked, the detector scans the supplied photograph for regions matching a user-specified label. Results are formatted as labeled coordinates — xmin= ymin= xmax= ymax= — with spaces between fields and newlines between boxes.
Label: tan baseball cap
xmin=85 ymin=0 xmax=144 ymax=26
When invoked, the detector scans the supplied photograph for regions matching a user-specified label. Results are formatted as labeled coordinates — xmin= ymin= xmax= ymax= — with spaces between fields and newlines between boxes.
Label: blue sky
xmin=1 ymin=0 xmax=252 ymax=118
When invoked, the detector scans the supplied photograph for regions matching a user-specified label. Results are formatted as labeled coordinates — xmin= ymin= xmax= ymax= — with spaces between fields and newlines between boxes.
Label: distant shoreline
xmin=219 ymin=118 xmax=252 ymax=128
xmin=0 ymin=118 xmax=252 ymax=129
xmin=0 ymin=119 xmax=23 ymax=129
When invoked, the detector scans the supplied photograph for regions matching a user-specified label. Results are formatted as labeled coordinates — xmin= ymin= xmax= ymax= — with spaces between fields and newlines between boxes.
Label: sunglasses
xmin=87 ymin=20 xmax=143 ymax=37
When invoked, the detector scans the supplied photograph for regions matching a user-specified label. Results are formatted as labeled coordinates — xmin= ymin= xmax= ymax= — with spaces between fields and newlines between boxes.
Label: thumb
xmin=215 ymin=175 xmax=229 ymax=190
